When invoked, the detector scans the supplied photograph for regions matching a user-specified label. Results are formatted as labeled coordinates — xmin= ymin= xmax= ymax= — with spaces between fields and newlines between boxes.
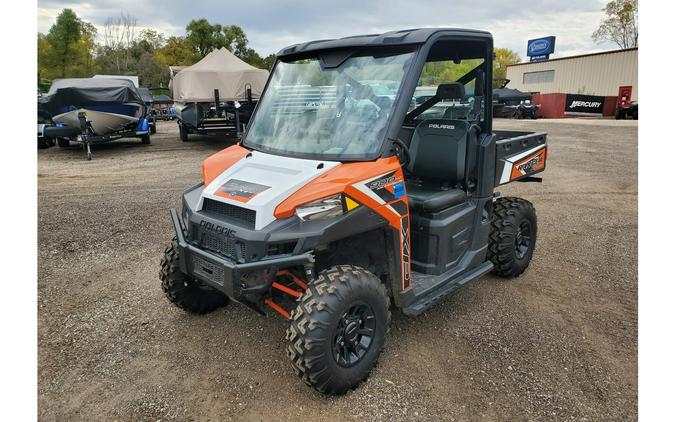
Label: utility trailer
xmin=38 ymin=112 xmax=151 ymax=160
xmin=159 ymin=28 xmax=548 ymax=394
xmin=175 ymin=88 xmax=256 ymax=141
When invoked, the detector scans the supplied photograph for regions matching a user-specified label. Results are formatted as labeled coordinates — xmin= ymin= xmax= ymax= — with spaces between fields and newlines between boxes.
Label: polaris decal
xmin=216 ymin=179 xmax=270 ymax=203
xmin=199 ymin=220 xmax=237 ymax=237
xmin=428 ymin=123 xmax=455 ymax=130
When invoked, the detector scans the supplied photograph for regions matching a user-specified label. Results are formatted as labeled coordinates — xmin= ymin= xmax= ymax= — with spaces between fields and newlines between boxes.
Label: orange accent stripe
xmin=274 ymin=156 xmax=401 ymax=219
xmin=277 ymin=270 xmax=308 ymax=290
xmin=264 ymin=299 xmax=291 ymax=319
xmin=271 ymin=282 xmax=302 ymax=298
xmin=201 ymin=145 xmax=250 ymax=186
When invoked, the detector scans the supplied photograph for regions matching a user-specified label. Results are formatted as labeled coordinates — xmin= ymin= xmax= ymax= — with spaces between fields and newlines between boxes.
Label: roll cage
xmin=241 ymin=28 xmax=494 ymax=162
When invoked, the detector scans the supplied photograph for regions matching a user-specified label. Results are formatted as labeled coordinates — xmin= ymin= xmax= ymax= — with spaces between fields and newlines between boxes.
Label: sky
xmin=37 ymin=0 xmax=617 ymax=61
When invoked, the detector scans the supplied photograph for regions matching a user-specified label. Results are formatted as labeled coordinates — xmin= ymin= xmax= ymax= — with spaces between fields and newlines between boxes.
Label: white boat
xmin=39 ymin=78 xmax=146 ymax=136
xmin=52 ymin=105 xmax=143 ymax=135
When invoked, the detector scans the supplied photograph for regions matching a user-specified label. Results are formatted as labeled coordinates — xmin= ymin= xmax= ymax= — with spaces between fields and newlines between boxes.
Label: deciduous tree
xmin=593 ymin=0 xmax=638 ymax=48
xmin=493 ymin=48 xmax=521 ymax=84
xmin=186 ymin=19 xmax=225 ymax=57
xmin=38 ymin=9 xmax=97 ymax=83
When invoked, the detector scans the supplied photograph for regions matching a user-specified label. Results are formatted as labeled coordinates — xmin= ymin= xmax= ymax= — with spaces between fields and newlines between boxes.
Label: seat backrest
xmin=407 ymin=118 xmax=468 ymax=184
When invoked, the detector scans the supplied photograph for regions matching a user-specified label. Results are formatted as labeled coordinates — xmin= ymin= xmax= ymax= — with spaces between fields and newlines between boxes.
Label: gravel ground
xmin=38 ymin=118 xmax=637 ymax=421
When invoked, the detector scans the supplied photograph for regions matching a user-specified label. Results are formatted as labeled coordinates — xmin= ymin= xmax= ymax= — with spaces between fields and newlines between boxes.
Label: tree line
xmin=38 ymin=9 xmax=276 ymax=91
xmin=38 ymin=9 xmax=528 ymax=92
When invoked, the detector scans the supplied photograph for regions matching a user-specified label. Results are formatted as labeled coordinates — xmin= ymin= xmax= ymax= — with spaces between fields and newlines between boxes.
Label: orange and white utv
xmin=160 ymin=28 xmax=548 ymax=394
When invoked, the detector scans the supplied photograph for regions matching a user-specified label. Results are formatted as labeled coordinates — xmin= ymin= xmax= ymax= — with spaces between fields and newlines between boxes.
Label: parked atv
xmin=160 ymin=28 xmax=548 ymax=394
xmin=516 ymin=100 xmax=539 ymax=119
xmin=615 ymin=101 xmax=638 ymax=120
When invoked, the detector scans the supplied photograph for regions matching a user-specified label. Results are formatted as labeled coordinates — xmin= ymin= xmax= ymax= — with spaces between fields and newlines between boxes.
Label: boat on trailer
xmin=38 ymin=77 xmax=151 ymax=159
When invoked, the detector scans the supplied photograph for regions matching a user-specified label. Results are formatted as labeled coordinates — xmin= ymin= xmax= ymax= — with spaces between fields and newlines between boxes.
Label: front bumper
xmin=170 ymin=208 xmax=313 ymax=299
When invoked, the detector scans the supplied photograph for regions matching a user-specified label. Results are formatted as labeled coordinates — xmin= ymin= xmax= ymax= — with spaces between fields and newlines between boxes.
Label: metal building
xmin=506 ymin=48 xmax=638 ymax=99
xmin=505 ymin=48 xmax=637 ymax=117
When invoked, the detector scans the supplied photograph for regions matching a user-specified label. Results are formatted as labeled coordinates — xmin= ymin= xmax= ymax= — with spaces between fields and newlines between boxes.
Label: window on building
xmin=523 ymin=70 xmax=554 ymax=84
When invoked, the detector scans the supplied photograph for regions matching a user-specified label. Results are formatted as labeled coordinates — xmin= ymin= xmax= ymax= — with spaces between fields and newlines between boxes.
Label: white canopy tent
xmin=171 ymin=48 xmax=270 ymax=103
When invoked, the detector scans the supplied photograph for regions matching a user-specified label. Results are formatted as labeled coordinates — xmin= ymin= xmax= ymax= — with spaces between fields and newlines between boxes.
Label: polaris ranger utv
xmin=160 ymin=28 xmax=547 ymax=394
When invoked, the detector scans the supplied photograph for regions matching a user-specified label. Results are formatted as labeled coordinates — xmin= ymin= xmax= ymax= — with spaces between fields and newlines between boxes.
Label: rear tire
xmin=57 ymin=137 xmax=70 ymax=148
xmin=488 ymin=197 xmax=537 ymax=278
xmin=160 ymin=237 xmax=229 ymax=314
xmin=179 ymin=123 xmax=189 ymax=142
xmin=286 ymin=265 xmax=390 ymax=395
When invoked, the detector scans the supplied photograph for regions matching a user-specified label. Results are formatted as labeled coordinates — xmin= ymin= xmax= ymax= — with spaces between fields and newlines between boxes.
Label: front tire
xmin=488 ymin=197 xmax=537 ymax=278
xmin=159 ymin=237 xmax=229 ymax=314
xmin=286 ymin=265 xmax=391 ymax=395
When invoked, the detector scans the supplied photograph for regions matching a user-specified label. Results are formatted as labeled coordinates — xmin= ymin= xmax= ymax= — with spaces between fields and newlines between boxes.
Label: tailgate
xmin=494 ymin=131 xmax=547 ymax=185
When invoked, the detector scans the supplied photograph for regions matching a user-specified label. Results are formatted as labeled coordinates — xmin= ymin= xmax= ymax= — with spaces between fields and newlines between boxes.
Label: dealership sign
xmin=527 ymin=36 xmax=556 ymax=61
xmin=564 ymin=94 xmax=605 ymax=116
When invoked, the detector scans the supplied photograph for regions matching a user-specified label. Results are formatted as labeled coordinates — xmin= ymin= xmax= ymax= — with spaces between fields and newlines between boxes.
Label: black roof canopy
xmin=277 ymin=28 xmax=493 ymax=58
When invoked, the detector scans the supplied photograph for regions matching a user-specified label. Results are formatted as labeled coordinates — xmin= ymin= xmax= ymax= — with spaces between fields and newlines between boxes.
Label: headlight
xmin=295 ymin=194 xmax=359 ymax=221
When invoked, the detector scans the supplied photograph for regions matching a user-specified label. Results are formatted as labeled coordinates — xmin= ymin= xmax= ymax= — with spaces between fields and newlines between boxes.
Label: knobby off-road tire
xmin=37 ymin=137 xmax=50 ymax=149
xmin=286 ymin=265 xmax=391 ymax=395
xmin=488 ymin=197 xmax=537 ymax=278
xmin=179 ymin=123 xmax=189 ymax=142
xmin=159 ymin=237 xmax=229 ymax=314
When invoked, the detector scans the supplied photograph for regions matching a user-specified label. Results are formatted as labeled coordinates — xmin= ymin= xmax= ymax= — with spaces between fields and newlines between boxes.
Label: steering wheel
xmin=390 ymin=138 xmax=411 ymax=168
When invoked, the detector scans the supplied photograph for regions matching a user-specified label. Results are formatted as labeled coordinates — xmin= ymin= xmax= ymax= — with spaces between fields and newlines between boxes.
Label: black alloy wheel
xmin=514 ymin=220 xmax=532 ymax=260
xmin=332 ymin=302 xmax=376 ymax=367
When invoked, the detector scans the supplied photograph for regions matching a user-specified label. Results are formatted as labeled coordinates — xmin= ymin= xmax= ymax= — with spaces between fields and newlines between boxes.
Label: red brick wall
xmin=603 ymin=96 xmax=618 ymax=116
xmin=532 ymin=93 xmax=567 ymax=118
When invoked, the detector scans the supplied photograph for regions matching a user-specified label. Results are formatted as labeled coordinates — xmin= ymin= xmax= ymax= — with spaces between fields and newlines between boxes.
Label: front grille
xmin=192 ymin=225 xmax=246 ymax=261
xmin=202 ymin=198 xmax=256 ymax=228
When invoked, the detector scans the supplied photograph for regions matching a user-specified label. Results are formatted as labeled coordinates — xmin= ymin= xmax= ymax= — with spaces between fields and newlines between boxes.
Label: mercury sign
xmin=527 ymin=36 xmax=556 ymax=61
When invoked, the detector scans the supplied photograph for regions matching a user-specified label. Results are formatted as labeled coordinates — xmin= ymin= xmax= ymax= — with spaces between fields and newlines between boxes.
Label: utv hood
xmin=198 ymin=150 xmax=341 ymax=230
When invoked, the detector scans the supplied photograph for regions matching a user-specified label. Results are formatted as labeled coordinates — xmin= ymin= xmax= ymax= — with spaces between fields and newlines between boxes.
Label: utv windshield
xmin=243 ymin=50 xmax=415 ymax=160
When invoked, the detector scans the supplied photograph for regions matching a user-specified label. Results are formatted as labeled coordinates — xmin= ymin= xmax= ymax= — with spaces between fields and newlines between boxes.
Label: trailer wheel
xmin=488 ymin=197 xmax=537 ymax=278
xmin=37 ymin=138 xmax=50 ymax=149
xmin=150 ymin=124 xmax=156 ymax=134
xmin=141 ymin=133 xmax=151 ymax=144
xmin=57 ymin=137 xmax=70 ymax=148
xmin=179 ymin=123 xmax=189 ymax=142
xmin=286 ymin=265 xmax=390 ymax=395
xmin=160 ymin=237 xmax=229 ymax=314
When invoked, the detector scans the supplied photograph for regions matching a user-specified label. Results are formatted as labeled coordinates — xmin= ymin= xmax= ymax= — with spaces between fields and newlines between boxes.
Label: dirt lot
xmin=38 ymin=118 xmax=637 ymax=421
